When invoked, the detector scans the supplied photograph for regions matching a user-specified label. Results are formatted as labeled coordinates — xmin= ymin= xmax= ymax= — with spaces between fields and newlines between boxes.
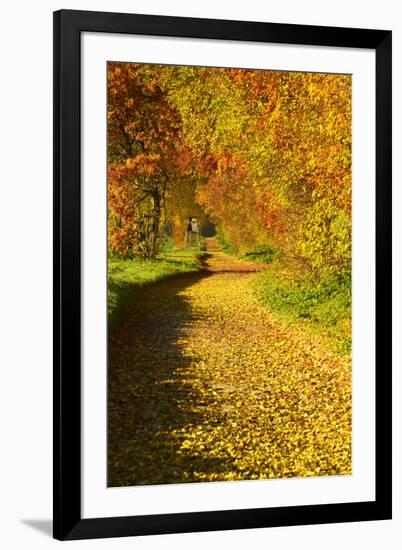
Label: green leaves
xmin=298 ymin=195 xmax=351 ymax=274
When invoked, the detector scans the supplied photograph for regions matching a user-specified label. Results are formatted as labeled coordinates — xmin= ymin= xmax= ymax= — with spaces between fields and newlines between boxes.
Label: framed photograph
xmin=53 ymin=9 xmax=392 ymax=540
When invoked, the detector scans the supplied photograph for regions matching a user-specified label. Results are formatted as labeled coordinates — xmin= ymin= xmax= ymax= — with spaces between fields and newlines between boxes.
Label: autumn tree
xmin=108 ymin=63 xmax=182 ymax=258
xmin=107 ymin=63 xmax=351 ymax=275
xmin=243 ymin=71 xmax=352 ymax=274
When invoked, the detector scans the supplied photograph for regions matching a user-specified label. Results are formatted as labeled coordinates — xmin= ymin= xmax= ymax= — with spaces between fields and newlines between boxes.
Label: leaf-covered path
xmin=108 ymin=246 xmax=351 ymax=486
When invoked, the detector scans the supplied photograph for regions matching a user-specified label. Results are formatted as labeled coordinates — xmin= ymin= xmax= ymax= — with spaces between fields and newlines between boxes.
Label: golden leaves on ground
xmin=108 ymin=271 xmax=351 ymax=486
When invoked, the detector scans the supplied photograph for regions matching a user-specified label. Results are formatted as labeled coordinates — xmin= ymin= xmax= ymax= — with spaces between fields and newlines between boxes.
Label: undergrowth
xmin=254 ymin=265 xmax=351 ymax=355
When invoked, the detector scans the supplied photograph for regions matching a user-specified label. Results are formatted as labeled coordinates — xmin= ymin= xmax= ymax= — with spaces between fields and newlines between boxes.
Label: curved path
xmin=108 ymin=242 xmax=351 ymax=486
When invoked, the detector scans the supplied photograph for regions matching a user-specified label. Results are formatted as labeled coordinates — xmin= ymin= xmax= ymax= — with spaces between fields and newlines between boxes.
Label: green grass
xmin=253 ymin=266 xmax=351 ymax=354
xmin=216 ymin=233 xmax=236 ymax=255
xmin=108 ymin=250 xmax=200 ymax=332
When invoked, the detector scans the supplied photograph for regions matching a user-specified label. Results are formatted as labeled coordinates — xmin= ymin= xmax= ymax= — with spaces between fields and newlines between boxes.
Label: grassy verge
xmin=108 ymin=249 xmax=200 ymax=332
xmin=253 ymin=264 xmax=351 ymax=355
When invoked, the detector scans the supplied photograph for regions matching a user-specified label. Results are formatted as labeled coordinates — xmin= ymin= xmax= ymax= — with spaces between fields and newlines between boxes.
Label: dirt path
xmin=108 ymin=243 xmax=351 ymax=486
xmin=199 ymin=237 xmax=268 ymax=272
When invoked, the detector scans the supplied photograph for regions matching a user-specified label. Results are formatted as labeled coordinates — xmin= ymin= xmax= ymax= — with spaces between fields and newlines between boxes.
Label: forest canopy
xmin=107 ymin=62 xmax=351 ymax=277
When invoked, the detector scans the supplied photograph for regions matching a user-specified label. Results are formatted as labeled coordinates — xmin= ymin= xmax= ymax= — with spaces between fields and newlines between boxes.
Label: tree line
xmin=108 ymin=62 xmax=351 ymax=276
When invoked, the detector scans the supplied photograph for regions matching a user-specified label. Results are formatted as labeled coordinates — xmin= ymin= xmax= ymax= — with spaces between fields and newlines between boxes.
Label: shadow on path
xmin=108 ymin=271 xmax=234 ymax=486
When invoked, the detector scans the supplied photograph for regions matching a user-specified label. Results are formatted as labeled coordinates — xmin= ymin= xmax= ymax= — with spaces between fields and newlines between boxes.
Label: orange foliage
xmin=107 ymin=63 xmax=351 ymax=272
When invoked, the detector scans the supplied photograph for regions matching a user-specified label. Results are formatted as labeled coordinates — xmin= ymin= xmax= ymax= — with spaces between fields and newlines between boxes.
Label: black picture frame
xmin=53 ymin=9 xmax=392 ymax=541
